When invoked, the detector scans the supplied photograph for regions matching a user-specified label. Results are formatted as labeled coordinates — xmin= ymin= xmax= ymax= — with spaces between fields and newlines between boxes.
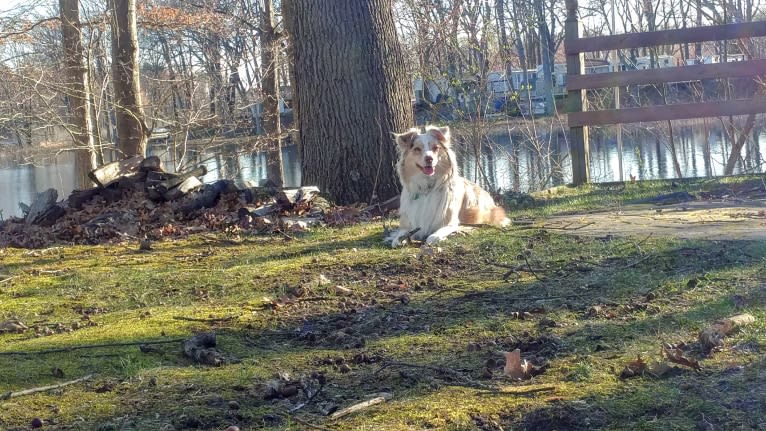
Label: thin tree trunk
xmin=60 ymin=0 xmax=96 ymax=188
xmin=109 ymin=0 xmax=149 ymax=157
xmin=724 ymin=113 xmax=757 ymax=175
xmin=261 ymin=0 xmax=284 ymax=187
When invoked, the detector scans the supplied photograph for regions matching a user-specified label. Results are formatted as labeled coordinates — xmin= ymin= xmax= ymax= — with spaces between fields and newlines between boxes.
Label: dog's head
xmin=394 ymin=126 xmax=453 ymax=181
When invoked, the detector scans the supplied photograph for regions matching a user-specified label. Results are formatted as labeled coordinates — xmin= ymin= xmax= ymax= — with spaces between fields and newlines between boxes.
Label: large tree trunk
xmin=60 ymin=0 xmax=96 ymax=188
xmin=261 ymin=0 xmax=284 ymax=187
xmin=284 ymin=0 xmax=413 ymax=204
xmin=110 ymin=0 xmax=149 ymax=157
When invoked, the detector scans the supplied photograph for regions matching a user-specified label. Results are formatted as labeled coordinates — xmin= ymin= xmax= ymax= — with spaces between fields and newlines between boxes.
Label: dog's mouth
xmin=418 ymin=164 xmax=435 ymax=176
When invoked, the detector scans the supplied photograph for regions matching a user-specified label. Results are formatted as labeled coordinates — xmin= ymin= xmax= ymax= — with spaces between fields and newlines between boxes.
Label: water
xmin=0 ymin=143 xmax=301 ymax=218
xmin=2 ymin=123 xmax=765 ymax=218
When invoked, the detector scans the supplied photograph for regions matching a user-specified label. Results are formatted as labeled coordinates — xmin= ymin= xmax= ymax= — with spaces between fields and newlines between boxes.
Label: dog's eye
xmin=431 ymin=146 xmax=439 ymax=152
xmin=412 ymin=147 xmax=422 ymax=153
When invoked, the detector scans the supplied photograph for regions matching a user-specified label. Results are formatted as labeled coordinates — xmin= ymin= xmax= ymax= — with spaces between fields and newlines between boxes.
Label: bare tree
xmin=60 ymin=0 xmax=96 ymax=187
xmin=284 ymin=0 xmax=413 ymax=204
xmin=260 ymin=0 xmax=284 ymax=187
xmin=110 ymin=0 xmax=149 ymax=157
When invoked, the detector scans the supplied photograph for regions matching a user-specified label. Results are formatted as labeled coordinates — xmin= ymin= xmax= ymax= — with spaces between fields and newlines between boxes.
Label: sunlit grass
xmin=1 ymin=185 xmax=766 ymax=429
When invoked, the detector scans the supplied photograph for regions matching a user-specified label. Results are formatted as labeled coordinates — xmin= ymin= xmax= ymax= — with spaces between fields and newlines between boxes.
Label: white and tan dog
xmin=387 ymin=125 xmax=509 ymax=247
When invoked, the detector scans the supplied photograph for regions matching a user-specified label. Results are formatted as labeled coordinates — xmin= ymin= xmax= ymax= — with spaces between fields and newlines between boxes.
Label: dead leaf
xmin=619 ymin=355 xmax=647 ymax=379
xmin=503 ymin=349 xmax=532 ymax=380
xmin=662 ymin=344 xmax=701 ymax=372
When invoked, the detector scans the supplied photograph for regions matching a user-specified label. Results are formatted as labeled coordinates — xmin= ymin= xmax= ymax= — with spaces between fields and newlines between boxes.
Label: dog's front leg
xmin=425 ymin=224 xmax=460 ymax=245
xmin=388 ymin=229 xmax=410 ymax=247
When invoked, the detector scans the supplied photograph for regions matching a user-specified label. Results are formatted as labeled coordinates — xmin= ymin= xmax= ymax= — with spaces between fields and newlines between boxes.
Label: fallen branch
xmin=0 ymin=338 xmax=187 ymax=356
xmin=623 ymin=254 xmax=652 ymax=269
xmin=476 ymin=385 xmax=557 ymax=396
xmin=172 ymin=315 xmax=238 ymax=323
xmin=0 ymin=275 xmax=18 ymax=284
xmin=1 ymin=374 xmax=93 ymax=400
xmin=289 ymin=383 xmax=324 ymax=413
xmin=330 ymin=393 xmax=392 ymax=420
xmin=375 ymin=361 xmax=495 ymax=390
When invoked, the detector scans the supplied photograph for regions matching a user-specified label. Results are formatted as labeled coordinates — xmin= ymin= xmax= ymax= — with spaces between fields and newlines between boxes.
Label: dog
xmin=387 ymin=125 xmax=509 ymax=247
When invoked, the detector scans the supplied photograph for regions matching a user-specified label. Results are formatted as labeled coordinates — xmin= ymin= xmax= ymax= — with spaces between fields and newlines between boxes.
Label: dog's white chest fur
xmin=398 ymin=177 xmax=460 ymax=241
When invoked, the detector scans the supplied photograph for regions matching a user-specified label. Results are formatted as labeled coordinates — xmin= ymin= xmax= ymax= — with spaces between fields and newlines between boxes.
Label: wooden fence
xmin=565 ymin=0 xmax=766 ymax=185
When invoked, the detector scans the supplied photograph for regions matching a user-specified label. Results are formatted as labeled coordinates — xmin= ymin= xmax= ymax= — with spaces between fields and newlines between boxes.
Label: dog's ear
xmin=426 ymin=126 xmax=451 ymax=146
xmin=394 ymin=128 xmax=419 ymax=151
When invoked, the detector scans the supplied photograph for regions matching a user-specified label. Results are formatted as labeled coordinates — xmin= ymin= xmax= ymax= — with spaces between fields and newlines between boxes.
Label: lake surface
xmin=1 ymin=123 xmax=765 ymax=218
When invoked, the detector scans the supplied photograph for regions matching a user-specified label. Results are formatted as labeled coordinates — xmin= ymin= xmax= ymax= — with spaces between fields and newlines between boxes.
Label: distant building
xmin=702 ymin=53 xmax=746 ymax=64
xmin=620 ymin=54 xmax=675 ymax=70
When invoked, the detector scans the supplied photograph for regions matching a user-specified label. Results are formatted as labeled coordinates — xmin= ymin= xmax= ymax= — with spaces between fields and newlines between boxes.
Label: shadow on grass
xmin=1 ymin=232 xmax=765 ymax=430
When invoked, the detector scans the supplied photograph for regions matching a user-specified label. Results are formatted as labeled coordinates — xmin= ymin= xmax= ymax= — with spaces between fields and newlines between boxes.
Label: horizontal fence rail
xmin=564 ymin=0 xmax=766 ymax=185
xmin=567 ymin=58 xmax=766 ymax=90
xmin=568 ymin=97 xmax=766 ymax=127
xmin=566 ymin=21 xmax=766 ymax=54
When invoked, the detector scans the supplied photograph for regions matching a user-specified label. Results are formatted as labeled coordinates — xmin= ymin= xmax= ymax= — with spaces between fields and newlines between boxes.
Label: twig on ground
xmin=172 ymin=315 xmax=238 ymax=323
xmin=1 ymin=374 xmax=93 ymax=400
xmin=0 ymin=338 xmax=187 ymax=356
xmin=522 ymin=253 xmax=543 ymax=281
xmin=289 ymin=383 xmax=324 ymax=413
xmin=476 ymin=385 xmax=557 ymax=396
xmin=0 ymin=275 xmax=18 ymax=284
xmin=330 ymin=393 xmax=392 ymax=420
xmin=623 ymin=254 xmax=652 ymax=269
xmin=375 ymin=361 xmax=496 ymax=390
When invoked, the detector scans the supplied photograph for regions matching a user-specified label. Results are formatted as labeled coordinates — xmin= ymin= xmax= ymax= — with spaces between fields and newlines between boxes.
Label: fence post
xmin=565 ymin=0 xmax=590 ymax=185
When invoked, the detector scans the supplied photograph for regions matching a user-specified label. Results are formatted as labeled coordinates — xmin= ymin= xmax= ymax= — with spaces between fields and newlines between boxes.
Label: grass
xmin=1 ymin=177 xmax=766 ymax=430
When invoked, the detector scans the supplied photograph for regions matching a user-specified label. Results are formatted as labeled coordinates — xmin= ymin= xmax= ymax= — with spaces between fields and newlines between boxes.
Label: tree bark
xmin=261 ymin=0 xmax=284 ymax=187
xmin=284 ymin=0 xmax=413 ymax=204
xmin=60 ymin=0 xmax=96 ymax=188
xmin=109 ymin=0 xmax=149 ymax=157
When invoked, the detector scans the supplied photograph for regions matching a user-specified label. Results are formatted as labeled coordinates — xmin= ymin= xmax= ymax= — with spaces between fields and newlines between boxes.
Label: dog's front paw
xmin=387 ymin=230 xmax=407 ymax=248
xmin=425 ymin=233 xmax=445 ymax=245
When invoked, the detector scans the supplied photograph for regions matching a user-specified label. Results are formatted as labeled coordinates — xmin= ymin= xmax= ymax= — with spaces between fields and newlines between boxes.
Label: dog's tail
xmin=490 ymin=206 xmax=511 ymax=227
xmin=461 ymin=206 xmax=510 ymax=227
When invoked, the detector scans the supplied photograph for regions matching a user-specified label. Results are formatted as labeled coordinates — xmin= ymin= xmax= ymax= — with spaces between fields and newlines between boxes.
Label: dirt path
xmin=536 ymin=199 xmax=766 ymax=240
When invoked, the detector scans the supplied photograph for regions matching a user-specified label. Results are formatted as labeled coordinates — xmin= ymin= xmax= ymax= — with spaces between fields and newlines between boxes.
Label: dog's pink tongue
xmin=423 ymin=166 xmax=435 ymax=176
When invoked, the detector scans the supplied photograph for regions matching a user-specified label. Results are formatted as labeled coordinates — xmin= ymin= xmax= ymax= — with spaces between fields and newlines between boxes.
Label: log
xmin=145 ymin=171 xmax=178 ymax=201
xmin=68 ymin=188 xmax=102 ymax=210
xmin=155 ymin=165 xmax=207 ymax=196
xmin=163 ymin=176 xmax=203 ymax=201
xmin=88 ymin=155 xmax=144 ymax=187
xmin=35 ymin=205 xmax=66 ymax=227
xmin=362 ymin=194 xmax=400 ymax=216
xmin=239 ymin=187 xmax=277 ymax=204
xmin=25 ymin=188 xmax=58 ymax=225
xmin=277 ymin=186 xmax=320 ymax=208
xmin=178 ymin=180 xmax=237 ymax=216
xmin=139 ymin=156 xmax=163 ymax=172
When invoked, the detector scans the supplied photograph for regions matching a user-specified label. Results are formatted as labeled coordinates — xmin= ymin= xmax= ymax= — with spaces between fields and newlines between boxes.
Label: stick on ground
xmin=1 ymin=374 xmax=93 ymax=400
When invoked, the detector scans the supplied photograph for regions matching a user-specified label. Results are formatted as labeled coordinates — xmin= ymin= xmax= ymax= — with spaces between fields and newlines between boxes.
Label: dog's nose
xmin=424 ymin=155 xmax=433 ymax=165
